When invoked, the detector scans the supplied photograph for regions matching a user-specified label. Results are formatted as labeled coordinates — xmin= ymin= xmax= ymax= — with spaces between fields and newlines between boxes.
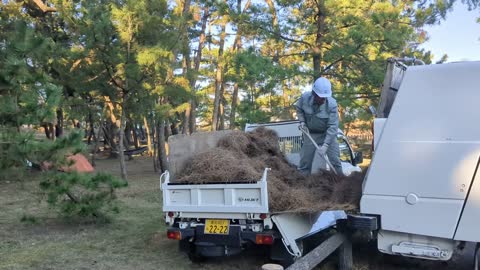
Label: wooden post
xmin=339 ymin=238 xmax=353 ymax=270
xmin=286 ymin=233 xmax=346 ymax=270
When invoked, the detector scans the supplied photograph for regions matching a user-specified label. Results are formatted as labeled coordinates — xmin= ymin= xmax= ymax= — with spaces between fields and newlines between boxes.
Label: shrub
xmin=40 ymin=171 xmax=128 ymax=218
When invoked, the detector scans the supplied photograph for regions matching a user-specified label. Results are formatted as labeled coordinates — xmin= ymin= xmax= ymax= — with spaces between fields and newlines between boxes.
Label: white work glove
xmin=298 ymin=122 xmax=307 ymax=131
xmin=319 ymin=144 xmax=329 ymax=156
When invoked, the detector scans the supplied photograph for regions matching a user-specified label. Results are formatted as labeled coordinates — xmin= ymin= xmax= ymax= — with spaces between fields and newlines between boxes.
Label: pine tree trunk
xmin=157 ymin=119 xmax=168 ymax=172
xmin=212 ymin=14 xmax=227 ymax=131
xmin=104 ymin=120 xmax=118 ymax=154
xmin=143 ymin=117 xmax=153 ymax=156
xmin=125 ymin=121 xmax=133 ymax=146
xmin=313 ymin=0 xmax=326 ymax=78
xmin=218 ymin=92 xmax=226 ymax=130
xmin=184 ymin=107 xmax=191 ymax=134
xmin=118 ymin=15 xmax=133 ymax=180
xmin=181 ymin=49 xmax=190 ymax=134
xmin=104 ymin=97 xmax=118 ymax=155
xmin=181 ymin=112 xmax=188 ymax=134
xmin=118 ymin=102 xmax=128 ymax=180
xmin=188 ymin=104 xmax=195 ymax=133
xmin=91 ymin=116 xmax=104 ymax=167
xmin=87 ymin=111 xmax=96 ymax=144
xmin=180 ymin=0 xmax=193 ymax=134
xmin=42 ymin=123 xmax=55 ymax=140
xmin=229 ymin=0 xmax=250 ymax=129
xmin=189 ymin=5 xmax=209 ymax=133
xmin=152 ymin=119 xmax=158 ymax=172
xmin=55 ymin=108 xmax=63 ymax=138
xmin=165 ymin=119 xmax=172 ymax=140
xmin=132 ymin=124 xmax=139 ymax=148
xmin=230 ymin=83 xmax=239 ymax=129
xmin=170 ymin=121 xmax=179 ymax=135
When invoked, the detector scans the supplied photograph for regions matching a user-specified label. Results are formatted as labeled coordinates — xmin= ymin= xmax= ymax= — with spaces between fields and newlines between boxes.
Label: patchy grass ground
xmin=0 ymin=156 xmax=474 ymax=270
xmin=0 ymin=157 xmax=269 ymax=270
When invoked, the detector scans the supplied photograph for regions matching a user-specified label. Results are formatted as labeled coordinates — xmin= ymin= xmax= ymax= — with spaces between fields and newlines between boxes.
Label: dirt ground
xmin=0 ymin=156 xmax=475 ymax=270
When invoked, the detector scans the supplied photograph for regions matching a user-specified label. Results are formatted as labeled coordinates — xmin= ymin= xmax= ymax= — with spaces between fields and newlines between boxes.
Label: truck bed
xmin=161 ymin=169 xmax=270 ymax=220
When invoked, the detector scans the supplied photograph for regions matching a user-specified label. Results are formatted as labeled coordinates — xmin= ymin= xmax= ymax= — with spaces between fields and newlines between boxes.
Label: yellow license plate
xmin=204 ymin=219 xmax=230 ymax=235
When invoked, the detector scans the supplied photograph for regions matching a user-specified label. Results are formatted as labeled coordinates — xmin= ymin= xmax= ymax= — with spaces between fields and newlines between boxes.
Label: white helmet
xmin=312 ymin=77 xmax=332 ymax=98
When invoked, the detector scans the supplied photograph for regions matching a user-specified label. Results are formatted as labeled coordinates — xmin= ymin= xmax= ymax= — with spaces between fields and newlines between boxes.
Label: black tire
xmin=187 ymin=251 xmax=207 ymax=263
xmin=182 ymin=240 xmax=207 ymax=263
xmin=269 ymin=240 xmax=300 ymax=268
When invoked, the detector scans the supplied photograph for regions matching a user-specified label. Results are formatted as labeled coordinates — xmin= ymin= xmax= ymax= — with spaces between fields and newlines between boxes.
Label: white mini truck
xmin=161 ymin=123 xmax=363 ymax=264
xmin=162 ymin=60 xmax=480 ymax=268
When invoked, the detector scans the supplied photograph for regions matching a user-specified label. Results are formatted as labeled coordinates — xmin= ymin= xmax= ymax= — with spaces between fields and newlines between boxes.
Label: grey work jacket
xmin=294 ymin=92 xmax=339 ymax=146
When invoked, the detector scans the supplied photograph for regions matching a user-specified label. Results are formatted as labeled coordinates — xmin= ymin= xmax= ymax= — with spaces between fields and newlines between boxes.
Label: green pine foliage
xmin=0 ymin=10 xmax=127 ymax=219
xmin=39 ymin=171 xmax=128 ymax=219
xmin=0 ymin=129 xmax=84 ymax=181
xmin=2 ymin=0 xmax=480 ymax=188
xmin=0 ymin=129 xmax=128 ymax=219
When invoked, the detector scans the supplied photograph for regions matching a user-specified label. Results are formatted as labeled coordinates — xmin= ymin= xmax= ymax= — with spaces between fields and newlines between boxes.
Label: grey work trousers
xmin=298 ymin=132 xmax=343 ymax=176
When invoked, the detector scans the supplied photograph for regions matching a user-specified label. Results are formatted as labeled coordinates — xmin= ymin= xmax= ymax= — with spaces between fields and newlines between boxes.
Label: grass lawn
xmin=0 ymin=157 xmax=269 ymax=270
xmin=0 ymin=156 xmax=474 ymax=270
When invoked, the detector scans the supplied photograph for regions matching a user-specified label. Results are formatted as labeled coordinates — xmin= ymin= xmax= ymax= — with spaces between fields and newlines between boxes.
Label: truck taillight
xmin=167 ymin=212 xmax=174 ymax=217
xmin=167 ymin=230 xmax=181 ymax=240
xmin=256 ymin=234 xmax=274 ymax=245
xmin=260 ymin=213 xmax=267 ymax=219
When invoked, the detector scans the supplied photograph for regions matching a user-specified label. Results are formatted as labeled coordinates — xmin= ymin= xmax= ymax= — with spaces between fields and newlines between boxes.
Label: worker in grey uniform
xmin=295 ymin=77 xmax=343 ymax=176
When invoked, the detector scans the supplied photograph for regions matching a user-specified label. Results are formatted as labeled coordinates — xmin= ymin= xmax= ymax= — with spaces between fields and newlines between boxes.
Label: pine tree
xmin=0 ymin=3 xmax=127 ymax=219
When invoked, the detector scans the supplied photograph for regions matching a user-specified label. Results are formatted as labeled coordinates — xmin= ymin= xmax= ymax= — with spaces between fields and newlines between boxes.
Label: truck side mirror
xmin=353 ymin=151 xmax=363 ymax=166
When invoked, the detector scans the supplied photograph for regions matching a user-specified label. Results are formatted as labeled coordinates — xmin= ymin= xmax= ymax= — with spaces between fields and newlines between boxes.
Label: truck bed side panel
xmin=163 ymin=181 xmax=269 ymax=214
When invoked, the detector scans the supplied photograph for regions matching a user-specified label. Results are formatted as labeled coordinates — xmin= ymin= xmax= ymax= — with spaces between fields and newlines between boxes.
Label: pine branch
xmin=66 ymin=191 xmax=79 ymax=203
xmin=266 ymin=52 xmax=309 ymax=58
xmin=254 ymin=25 xmax=312 ymax=47
xmin=323 ymin=56 xmax=347 ymax=73
xmin=84 ymin=70 xmax=107 ymax=83
xmin=31 ymin=0 xmax=57 ymax=13
xmin=102 ymin=60 xmax=127 ymax=93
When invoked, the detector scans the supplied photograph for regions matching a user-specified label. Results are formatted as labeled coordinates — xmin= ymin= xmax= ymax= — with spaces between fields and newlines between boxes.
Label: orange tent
xmin=62 ymin=154 xmax=95 ymax=173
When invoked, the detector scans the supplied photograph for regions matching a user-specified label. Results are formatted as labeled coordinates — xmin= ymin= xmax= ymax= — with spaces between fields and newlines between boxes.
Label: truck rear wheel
xmin=188 ymin=250 xmax=207 ymax=263
xmin=180 ymin=239 xmax=207 ymax=263
xmin=269 ymin=240 xmax=300 ymax=267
